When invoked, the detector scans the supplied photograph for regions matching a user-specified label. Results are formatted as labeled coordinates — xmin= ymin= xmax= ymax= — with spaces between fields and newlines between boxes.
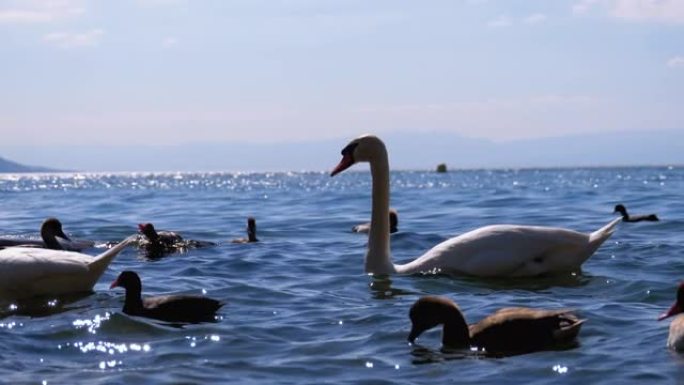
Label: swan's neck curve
xmin=366 ymin=146 xmax=397 ymax=274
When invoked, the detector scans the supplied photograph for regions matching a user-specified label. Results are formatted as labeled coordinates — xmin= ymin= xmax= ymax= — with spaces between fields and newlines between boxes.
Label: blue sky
xmin=1 ymin=0 xmax=683 ymax=151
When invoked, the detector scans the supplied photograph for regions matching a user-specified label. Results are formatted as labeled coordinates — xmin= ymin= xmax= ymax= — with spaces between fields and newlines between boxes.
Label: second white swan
xmin=330 ymin=134 xmax=620 ymax=277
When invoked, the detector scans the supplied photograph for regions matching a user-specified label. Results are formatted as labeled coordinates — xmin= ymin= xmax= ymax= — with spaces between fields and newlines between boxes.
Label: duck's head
xmin=138 ymin=223 xmax=158 ymax=239
xmin=408 ymin=296 xmax=469 ymax=346
xmin=41 ymin=217 xmax=70 ymax=241
xmin=659 ymin=282 xmax=684 ymax=321
xmin=247 ymin=217 xmax=257 ymax=240
xmin=110 ymin=270 xmax=142 ymax=292
xmin=389 ymin=209 xmax=399 ymax=230
xmin=613 ymin=204 xmax=627 ymax=215
xmin=330 ymin=135 xmax=386 ymax=176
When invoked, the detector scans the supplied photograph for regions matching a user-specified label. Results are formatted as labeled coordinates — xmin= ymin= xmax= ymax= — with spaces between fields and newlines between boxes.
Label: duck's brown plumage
xmin=111 ymin=271 xmax=223 ymax=323
xmin=408 ymin=296 xmax=584 ymax=356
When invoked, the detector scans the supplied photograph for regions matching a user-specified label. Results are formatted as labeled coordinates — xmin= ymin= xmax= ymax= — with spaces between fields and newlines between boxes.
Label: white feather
xmin=0 ymin=235 xmax=136 ymax=301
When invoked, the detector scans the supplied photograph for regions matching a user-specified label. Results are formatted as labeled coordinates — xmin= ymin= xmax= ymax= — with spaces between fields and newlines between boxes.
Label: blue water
xmin=0 ymin=167 xmax=683 ymax=384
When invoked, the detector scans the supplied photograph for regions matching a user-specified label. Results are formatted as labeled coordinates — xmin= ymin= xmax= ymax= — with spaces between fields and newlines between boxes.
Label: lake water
xmin=0 ymin=167 xmax=682 ymax=384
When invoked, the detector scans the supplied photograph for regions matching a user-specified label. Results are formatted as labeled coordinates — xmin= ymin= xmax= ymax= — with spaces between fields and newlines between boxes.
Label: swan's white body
xmin=332 ymin=135 xmax=620 ymax=277
xmin=668 ymin=316 xmax=684 ymax=352
xmin=0 ymin=235 xmax=135 ymax=301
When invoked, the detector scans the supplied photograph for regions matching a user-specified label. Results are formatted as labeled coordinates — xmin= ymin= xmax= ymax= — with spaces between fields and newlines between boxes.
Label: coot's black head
xmin=110 ymin=270 xmax=142 ymax=292
xmin=613 ymin=204 xmax=627 ymax=215
xmin=138 ymin=223 xmax=158 ymax=239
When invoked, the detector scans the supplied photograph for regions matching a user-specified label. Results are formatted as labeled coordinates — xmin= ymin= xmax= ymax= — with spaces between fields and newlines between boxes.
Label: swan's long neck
xmin=366 ymin=147 xmax=396 ymax=274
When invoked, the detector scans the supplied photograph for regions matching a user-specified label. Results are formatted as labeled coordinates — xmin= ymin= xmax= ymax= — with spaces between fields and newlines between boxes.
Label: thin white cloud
xmin=487 ymin=15 xmax=512 ymax=28
xmin=43 ymin=29 xmax=104 ymax=48
xmin=573 ymin=0 xmax=684 ymax=23
xmin=572 ymin=0 xmax=600 ymax=14
xmin=611 ymin=0 xmax=684 ymax=23
xmin=136 ymin=0 xmax=185 ymax=6
xmin=524 ymin=13 xmax=547 ymax=24
xmin=0 ymin=0 xmax=84 ymax=24
xmin=162 ymin=37 xmax=178 ymax=48
xmin=667 ymin=56 xmax=684 ymax=68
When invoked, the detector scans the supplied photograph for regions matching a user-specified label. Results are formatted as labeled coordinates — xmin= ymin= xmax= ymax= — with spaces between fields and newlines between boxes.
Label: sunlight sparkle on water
xmin=553 ymin=364 xmax=569 ymax=374
xmin=72 ymin=312 xmax=110 ymax=334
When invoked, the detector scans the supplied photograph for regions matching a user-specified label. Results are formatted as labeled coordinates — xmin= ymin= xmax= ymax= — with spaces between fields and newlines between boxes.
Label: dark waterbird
xmin=613 ymin=204 xmax=659 ymax=222
xmin=408 ymin=296 xmax=584 ymax=356
xmin=0 ymin=217 xmax=94 ymax=251
xmin=231 ymin=217 xmax=259 ymax=243
xmin=137 ymin=223 xmax=215 ymax=257
xmin=352 ymin=208 xmax=398 ymax=234
xmin=110 ymin=271 xmax=223 ymax=323
xmin=658 ymin=282 xmax=684 ymax=352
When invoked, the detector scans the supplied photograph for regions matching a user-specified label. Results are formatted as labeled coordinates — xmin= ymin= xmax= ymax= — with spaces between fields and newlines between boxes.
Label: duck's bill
xmin=407 ymin=327 xmax=420 ymax=344
xmin=109 ymin=279 xmax=120 ymax=289
xmin=57 ymin=229 xmax=71 ymax=241
xmin=658 ymin=304 xmax=682 ymax=321
xmin=330 ymin=154 xmax=354 ymax=177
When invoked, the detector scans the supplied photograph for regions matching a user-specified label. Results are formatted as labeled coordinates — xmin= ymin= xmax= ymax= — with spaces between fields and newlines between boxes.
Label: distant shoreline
xmin=0 ymin=164 xmax=679 ymax=176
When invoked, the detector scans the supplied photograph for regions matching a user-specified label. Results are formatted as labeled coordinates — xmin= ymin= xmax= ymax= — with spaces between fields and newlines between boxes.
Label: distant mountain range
xmin=0 ymin=156 xmax=59 ymax=173
xmin=0 ymin=129 xmax=682 ymax=172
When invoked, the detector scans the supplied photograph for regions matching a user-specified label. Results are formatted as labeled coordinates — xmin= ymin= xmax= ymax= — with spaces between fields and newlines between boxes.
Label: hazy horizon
xmin=2 ymin=128 xmax=683 ymax=173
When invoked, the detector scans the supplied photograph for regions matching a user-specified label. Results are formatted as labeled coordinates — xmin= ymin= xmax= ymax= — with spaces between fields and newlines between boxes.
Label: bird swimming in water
xmin=408 ymin=296 xmax=584 ymax=356
xmin=0 ymin=218 xmax=94 ymax=251
xmin=231 ymin=217 xmax=259 ymax=243
xmin=137 ymin=223 xmax=215 ymax=258
xmin=613 ymin=204 xmax=659 ymax=222
xmin=110 ymin=270 xmax=223 ymax=323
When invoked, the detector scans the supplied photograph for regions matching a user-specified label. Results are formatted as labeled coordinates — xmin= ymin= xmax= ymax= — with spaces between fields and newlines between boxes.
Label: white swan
xmin=0 ymin=235 xmax=137 ymax=301
xmin=330 ymin=134 xmax=621 ymax=277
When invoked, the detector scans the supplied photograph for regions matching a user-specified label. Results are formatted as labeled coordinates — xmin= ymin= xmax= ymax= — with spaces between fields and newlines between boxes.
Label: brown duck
xmin=408 ymin=296 xmax=584 ymax=356
xmin=0 ymin=217 xmax=93 ymax=251
xmin=231 ymin=217 xmax=259 ymax=243
xmin=613 ymin=204 xmax=659 ymax=222
xmin=110 ymin=271 xmax=223 ymax=323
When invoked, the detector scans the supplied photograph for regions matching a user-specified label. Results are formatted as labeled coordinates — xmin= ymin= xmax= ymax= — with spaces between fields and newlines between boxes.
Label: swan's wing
xmin=0 ymin=248 xmax=92 ymax=298
xmin=399 ymin=225 xmax=592 ymax=276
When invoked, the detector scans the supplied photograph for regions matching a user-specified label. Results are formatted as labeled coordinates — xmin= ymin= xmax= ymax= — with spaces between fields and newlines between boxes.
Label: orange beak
xmin=330 ymin=153 xmax=354 ymax=177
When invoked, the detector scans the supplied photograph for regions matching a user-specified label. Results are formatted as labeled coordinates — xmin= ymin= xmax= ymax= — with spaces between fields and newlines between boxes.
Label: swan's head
xmin=110 ymin=270 xmax=142 ymax=292
xmin=331 ymin=134 xmax=386 ymax=176
xmin=41 ymin=217 xmax=70 ymax=241
xmin=613 ymin=204 xmax=627 ymax=215
xmin=408 ymin=296 xmax=469 ymax=346
xmin=659 ymin=282 xmax=684 ymax=321
xmin=138 ymin=223 xmax=158 ymax=240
